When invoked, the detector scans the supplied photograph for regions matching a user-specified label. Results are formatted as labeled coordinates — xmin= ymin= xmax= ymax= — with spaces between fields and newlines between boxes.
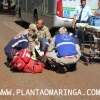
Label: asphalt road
xmin=0 ymin=14 xmax=100 ymax=100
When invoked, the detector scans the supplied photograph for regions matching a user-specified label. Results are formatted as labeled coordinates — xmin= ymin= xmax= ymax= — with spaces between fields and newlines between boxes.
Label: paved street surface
xmin=0 ymin=15 xmax=100 ymax=100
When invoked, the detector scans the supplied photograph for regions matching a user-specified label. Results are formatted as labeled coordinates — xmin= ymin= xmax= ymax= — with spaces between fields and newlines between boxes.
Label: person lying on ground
xmin=46 ymin=27 xmax=81 ymax=65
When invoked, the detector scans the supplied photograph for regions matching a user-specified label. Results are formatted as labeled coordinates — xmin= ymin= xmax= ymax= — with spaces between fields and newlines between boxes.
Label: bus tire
xmin=33 ymin=9 xmax=38 ymax=22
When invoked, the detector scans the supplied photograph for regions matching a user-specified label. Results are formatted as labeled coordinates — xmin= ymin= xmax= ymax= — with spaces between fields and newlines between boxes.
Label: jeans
xmin=39 ymin=38 xmax=49 ymax=52
xmin=75 ymin=27 xmax=85 ymax=44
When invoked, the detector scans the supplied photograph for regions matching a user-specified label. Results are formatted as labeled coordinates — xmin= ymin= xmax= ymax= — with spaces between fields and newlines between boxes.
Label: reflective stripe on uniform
xmin=56 ymin=42 xmax=75 ymax=48
xmin=12 ymin=39 xmax=28 ymax=48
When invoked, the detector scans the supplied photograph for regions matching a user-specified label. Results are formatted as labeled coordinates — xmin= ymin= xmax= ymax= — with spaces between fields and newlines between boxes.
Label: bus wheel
xmin=33 ymin=9 xmax=38 ymax=22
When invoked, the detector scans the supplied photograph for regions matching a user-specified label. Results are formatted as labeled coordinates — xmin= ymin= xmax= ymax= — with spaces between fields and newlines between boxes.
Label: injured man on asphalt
xmin=45 ymin=27 xmax=81 ymax=72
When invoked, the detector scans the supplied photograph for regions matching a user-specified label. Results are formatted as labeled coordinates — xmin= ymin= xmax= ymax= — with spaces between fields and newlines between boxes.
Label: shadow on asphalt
xmin=15 ymin=20 xmax=59 ymax=36
xmin=15 ymin=20 xmax=30 ymax=29
xmin=45 ymin=59 xmax=77 ymax=74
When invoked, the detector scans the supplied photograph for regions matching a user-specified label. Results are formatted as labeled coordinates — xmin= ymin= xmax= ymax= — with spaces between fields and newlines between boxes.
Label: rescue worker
xmin=14 ymin=24 xmax=39 ymax=60
xmin=29 ymin=19 xmax=51 ymax=52
xmin=4 ymin=24 xmax=38 ymax=62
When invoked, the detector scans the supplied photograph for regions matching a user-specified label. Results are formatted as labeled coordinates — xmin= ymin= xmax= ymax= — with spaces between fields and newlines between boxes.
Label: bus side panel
xmin=21 ymin=0 xmax=34 ymax=23
xmin=40 ymin=0 xmax=56 ymax=28
xmin=20 ymin=0 xmax=43 ymax=23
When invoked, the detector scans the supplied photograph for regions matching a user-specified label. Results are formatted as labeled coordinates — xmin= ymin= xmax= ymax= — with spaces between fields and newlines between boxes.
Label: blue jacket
xmin=55 ymin=33 xmax=78 ymax=57
xmin=4 ymin=36 xmax=28 ymax=58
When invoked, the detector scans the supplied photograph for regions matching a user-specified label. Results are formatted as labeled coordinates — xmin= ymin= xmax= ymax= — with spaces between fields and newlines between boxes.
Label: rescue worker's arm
xmin=72 ymin=16 xmax=77 ymax=29
xmin=27 ymin=32 xmax=38 ymax=51
xmin=27 ymin=35 xmax=38 ymax=59
xmin=94 ymin=11 xmax=100 ymax=16
xmin=45 ymin=27 xmax=51 ymax=41
xmin=48 ymin=37 xmax=55 ymax=52
xmin=72 ymin=7 xmax=78 ymax=29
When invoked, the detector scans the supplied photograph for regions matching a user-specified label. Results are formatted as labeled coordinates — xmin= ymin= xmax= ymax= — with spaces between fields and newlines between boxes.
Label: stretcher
xmin=44 ymin=51 xmax=81 ymax=72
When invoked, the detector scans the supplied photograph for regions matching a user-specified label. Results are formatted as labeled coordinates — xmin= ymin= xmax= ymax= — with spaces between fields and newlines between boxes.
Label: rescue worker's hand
xmin=32 ymin=33 xmax=37 ymax=40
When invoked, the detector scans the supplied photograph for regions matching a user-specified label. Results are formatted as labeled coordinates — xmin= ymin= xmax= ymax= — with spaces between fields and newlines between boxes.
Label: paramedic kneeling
xmin=29 ymin=19 xmax=51 ymax=52
xmin=46 ymin=27 xmax=81 ymax=72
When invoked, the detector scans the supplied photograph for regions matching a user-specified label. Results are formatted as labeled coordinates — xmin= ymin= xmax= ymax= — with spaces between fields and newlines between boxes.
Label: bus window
xmin=27 ymin=0 xmax=32 ymax=13
xmin=48 ymin=0 xmax=55 ymax=15
xmin=42 ymin=0 xmax=48 ymax=15
xmin=62 ymin=0 xmax=80 ymax=18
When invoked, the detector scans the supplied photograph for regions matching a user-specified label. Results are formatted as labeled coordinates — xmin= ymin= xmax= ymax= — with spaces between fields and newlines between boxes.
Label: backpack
xmin=15 ymin=49 xmax=31 ymax=63
xmin=10 ymin=49 xmax=44 ymax=73
xmin=10 ymin=49 xmax=31 ymax=71
xmin=24 ymin=59 xmax=44 ymax=73
xmin=10 ymin=56 xmax=26 ymax=71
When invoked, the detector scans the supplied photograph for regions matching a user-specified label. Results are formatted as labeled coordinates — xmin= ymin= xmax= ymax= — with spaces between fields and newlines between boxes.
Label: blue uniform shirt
xmin=54 ymin=33 xmax=78 ymax=57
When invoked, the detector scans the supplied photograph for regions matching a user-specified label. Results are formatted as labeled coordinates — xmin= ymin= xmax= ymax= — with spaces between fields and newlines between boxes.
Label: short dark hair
xmin=81 ymin=0 xmax=86 ymax=3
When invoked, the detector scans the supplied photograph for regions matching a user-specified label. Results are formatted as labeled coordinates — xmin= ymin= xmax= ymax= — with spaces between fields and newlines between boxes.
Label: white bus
xmin=16 ymin=0 xmax=98 ymax=28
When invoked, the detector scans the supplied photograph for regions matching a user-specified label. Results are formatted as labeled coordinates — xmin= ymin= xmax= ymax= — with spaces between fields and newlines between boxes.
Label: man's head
xmin=28 ymin=24 xmax=37 ymax=37
xmin=98 ymin=1 xmax=100 ymax=8
xmin=36 ymin=19 xmax=44 ymax=30
xmin=59 ymin=27 xmax=67 ymax=34
xmin=81 ymin=0 xmax=86 ymax=8
xmin=29 ymin=24 xmax=36 ymax=32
